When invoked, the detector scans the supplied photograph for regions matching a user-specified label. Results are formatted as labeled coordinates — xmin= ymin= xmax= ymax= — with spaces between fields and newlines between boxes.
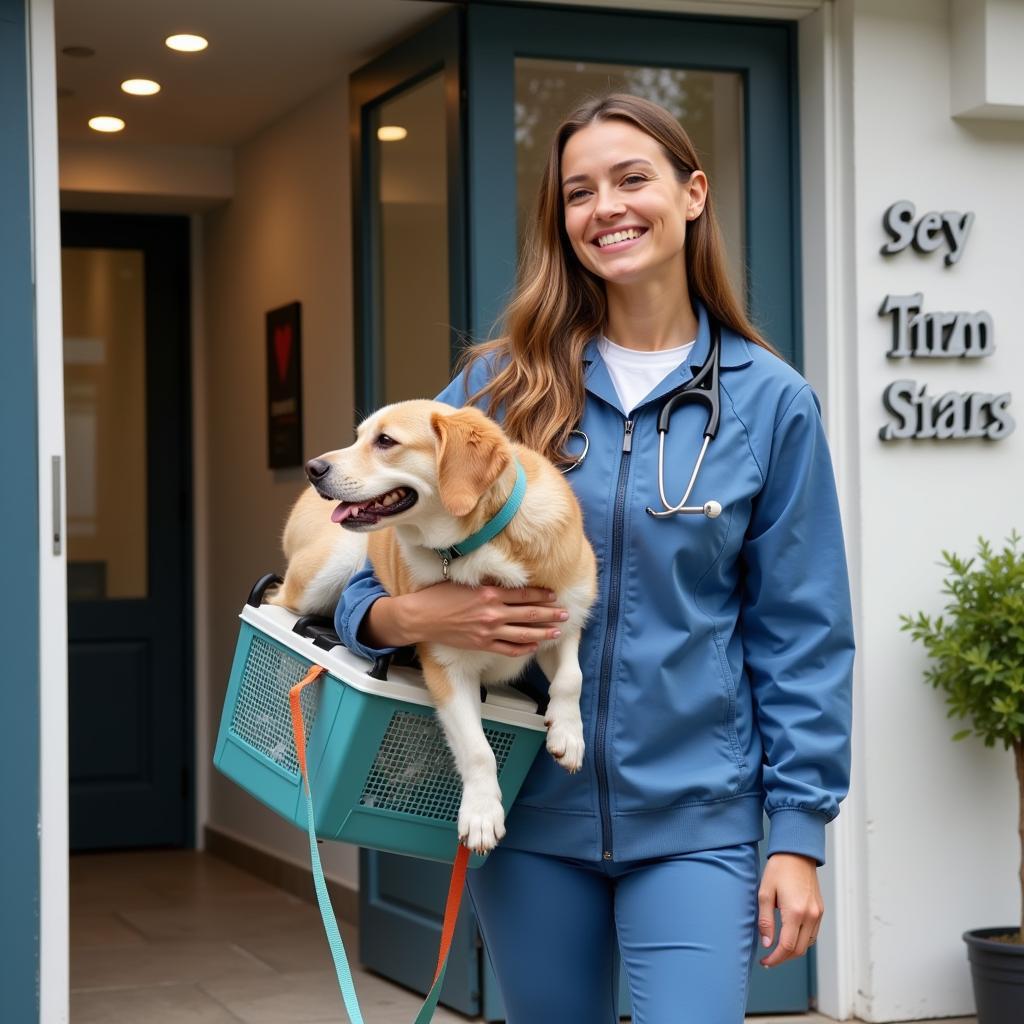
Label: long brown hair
xmin=460 ymin=92 xmax=777 ymax=466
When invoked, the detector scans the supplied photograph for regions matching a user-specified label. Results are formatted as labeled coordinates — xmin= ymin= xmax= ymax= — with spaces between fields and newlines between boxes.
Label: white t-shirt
xmin=597 ymin=335 xmax=696 ymax=413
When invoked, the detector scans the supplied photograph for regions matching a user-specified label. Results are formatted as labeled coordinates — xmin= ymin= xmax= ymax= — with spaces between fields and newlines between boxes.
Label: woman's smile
xmin=593 ymin=225 xmax=647 ymax=252
xmin=592 ymin=226 xmax=649 ymax=252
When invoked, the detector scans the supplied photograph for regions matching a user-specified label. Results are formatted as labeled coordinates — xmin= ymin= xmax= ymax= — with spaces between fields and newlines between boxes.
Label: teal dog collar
xmin=433 ymin=458 xmax=527 ymax=579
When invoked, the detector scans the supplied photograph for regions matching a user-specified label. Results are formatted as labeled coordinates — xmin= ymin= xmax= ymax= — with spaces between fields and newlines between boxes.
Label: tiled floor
xmin=70 ymin=849 xmax=976 ymax=1024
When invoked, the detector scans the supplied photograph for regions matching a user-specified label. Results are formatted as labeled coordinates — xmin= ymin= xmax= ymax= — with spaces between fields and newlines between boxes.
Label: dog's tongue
xmin=331 ymin=501 xmax=367 ymax=524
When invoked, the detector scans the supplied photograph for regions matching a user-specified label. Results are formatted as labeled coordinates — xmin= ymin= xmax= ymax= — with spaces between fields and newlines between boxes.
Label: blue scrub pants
xmin=466 ymin=842 xmax=761 ymax=1024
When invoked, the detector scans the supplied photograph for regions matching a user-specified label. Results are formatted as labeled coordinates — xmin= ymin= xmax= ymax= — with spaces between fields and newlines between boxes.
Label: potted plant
xmin=901 ymin=531 xmax=1024 ymax=1024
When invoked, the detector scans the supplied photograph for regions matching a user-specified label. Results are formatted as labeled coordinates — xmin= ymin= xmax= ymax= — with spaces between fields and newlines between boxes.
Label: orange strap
xmin=288 ymin=664 xmax=324 ymax=790
xmin=434 ymin=843 xmax=470 ymax=983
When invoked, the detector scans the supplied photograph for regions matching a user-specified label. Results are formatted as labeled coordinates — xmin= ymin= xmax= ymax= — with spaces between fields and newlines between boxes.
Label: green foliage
xmin=900 ymin=531 xmax=1024 ymax=751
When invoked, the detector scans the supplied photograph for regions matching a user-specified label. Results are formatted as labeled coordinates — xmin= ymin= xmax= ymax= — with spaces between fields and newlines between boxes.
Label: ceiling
xmin=54 ymin=0 xmax=453 ymax=148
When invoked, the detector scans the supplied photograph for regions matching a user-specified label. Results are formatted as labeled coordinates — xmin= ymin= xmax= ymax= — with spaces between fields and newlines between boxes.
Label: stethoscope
xmin=564 ymin=317 xmax=723 ymax=520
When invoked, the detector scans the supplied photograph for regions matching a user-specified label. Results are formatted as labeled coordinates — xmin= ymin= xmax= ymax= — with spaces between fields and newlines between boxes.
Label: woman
xmin=337 ymin=94 xmax=853 ymax=1023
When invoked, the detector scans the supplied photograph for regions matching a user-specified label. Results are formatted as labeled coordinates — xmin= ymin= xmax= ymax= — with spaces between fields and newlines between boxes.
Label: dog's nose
xmin=305 ymin=458 xmax=331 ymax=483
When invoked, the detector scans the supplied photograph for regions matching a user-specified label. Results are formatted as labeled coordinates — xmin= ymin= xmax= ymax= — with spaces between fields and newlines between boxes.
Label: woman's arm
xmin=740 ymin=383 xmax=854 ymax=863
xmin=739 ymin=383 xmax=854 ymax=966
xmin=362 ymin=584 xmax=568 ymax=656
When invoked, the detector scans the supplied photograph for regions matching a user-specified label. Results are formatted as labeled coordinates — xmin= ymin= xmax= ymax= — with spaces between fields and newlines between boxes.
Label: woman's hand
xmin=757 ymin=853 xmax=823 ymax=968
xmin=363 ymin=583 xmax=567 ymax=657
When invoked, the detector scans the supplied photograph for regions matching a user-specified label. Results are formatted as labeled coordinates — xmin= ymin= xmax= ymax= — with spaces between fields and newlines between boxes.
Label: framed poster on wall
xmin=266 ymin=301 xmax=303 ymax=468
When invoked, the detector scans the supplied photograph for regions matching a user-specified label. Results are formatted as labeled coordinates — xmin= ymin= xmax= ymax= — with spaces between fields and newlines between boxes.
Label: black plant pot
xmin=963 ymin=927 xmax=1024 ymax=1024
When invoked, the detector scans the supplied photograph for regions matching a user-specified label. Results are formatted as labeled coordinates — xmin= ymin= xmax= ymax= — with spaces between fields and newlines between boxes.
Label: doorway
xmin=352 ymin=6 xmax=807 ymax=1019
xmin=62 ymin=211 xmax=194 ymax=851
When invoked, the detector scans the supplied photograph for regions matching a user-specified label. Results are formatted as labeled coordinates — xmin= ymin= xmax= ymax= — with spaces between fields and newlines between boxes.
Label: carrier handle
xmin=367 ymin=646 xmax=422 ymax=682
xmin=247 ymin=573 xmax=283 ymax=608
xmin=292 ymin=615 xmax=342 ymax=652
xmin=368 ymin=654 xmax=392 ymax=681
xmin=509 ymin=676 xmax=550 ymax=717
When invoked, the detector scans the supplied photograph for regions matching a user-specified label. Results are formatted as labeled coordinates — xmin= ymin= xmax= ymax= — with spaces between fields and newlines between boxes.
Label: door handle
xmin=52 ymin=455 xmax=62 ymax=555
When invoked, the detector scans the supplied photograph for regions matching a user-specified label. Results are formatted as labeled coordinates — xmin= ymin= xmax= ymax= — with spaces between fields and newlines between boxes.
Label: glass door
xmin=351 ymin=9 xmax=466 ymax=417
xmin=466 ymin=4 xmax=801 ymax=368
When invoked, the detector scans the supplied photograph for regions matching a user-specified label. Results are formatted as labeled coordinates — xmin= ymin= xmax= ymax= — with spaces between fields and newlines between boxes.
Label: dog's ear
xmin=430 ymin=408 xmax=511 ymax=518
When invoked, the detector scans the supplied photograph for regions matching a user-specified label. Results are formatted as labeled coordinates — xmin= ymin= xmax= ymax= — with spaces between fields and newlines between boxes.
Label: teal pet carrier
xmin=214 ymin=575 xmax=548 ymax=866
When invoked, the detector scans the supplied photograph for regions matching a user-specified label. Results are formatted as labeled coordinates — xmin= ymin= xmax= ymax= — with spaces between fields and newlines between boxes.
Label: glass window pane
xmin=62 ymin=248 xmax=148 ymax=600
xmin=515 ymin=59 xmax=746 ymax=299
xmin=373 ymin=72 xmax=451 ymax=405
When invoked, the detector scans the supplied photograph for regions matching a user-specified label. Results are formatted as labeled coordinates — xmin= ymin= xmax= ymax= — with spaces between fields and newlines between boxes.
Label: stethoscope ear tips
xmin=703 ymin=501 xmax=722 ymax=519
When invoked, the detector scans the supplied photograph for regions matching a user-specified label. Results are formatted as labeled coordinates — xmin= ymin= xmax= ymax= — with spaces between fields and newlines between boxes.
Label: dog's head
xmin=306 ymin=400 xmax=513 ymax=532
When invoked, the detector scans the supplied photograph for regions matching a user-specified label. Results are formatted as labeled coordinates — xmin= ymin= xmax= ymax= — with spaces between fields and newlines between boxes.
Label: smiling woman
xmin=339 ymin=89 xmax=852 ymax=1024
xmin=463 ymin=93 xmax=774 ymax=468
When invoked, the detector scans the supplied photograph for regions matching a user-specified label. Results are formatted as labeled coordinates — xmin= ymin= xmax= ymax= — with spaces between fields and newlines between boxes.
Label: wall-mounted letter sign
xmin=880 ymin=200 xmax=975 ymax=266
xmin=879 ymin=293 xmax=993 ymax=358
xmin=877 ymin=203 xmax=1013 ymax=441
xmin=880 ymin=381 xmax=1014 ymax=440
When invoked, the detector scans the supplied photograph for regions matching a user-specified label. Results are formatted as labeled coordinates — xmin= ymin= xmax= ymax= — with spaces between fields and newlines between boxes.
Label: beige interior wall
xmin=201 ymin=74 xmax=362 ymax=889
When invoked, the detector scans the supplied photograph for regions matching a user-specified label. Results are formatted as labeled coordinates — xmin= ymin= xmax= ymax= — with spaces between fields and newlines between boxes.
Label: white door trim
xmin=30 ymin=0 xmax=69 ymax=1020
xmin=798 ymin=3 xmax=863 ymax=1019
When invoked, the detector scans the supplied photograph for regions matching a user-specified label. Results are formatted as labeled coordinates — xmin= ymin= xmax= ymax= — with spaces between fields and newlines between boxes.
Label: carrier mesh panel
xmin=359 ymin=711 xmax=516 ymax=822
xmin=230 ymin=635 xmax=320 ymax=777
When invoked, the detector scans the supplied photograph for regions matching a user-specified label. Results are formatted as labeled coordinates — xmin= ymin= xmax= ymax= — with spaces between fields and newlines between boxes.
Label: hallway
xmin=69 ymin=849 xmax=979 ymax=1024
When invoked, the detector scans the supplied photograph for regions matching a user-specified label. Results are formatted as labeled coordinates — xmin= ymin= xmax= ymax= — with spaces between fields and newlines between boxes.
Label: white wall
xmin=202 ymin=75 xmax=360 ymax=889
xmin=844 ymin=0 xmax=1023 ymax=1018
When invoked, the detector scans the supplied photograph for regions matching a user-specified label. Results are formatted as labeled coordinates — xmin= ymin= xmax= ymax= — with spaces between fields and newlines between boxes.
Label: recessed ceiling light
xmin=377 ymin=126 xmax=408 ymax=142
xmin=89 ymin=116 xmax=125 ymax=133
xmin=62 ymin=45 xmax=95 ymax=58
xmin=165 ymin=33 xmax=208 ymax=53
xmin=121 ymin=79 xmax=161 ymax=96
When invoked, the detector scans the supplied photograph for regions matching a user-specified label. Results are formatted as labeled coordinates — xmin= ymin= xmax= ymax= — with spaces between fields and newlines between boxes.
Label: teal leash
xmin=302 ymin=781 xmax=366 ymax=1024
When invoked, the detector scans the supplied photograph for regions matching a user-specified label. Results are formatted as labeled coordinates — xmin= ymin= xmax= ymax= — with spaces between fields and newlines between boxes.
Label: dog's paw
xmin=544 ymin=703 xmax=585 ymax=774
xmin=458 ymin=791 xmax=506 ymax=854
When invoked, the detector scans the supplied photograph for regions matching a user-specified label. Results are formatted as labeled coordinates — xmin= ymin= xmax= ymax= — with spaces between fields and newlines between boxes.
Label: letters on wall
xmin=877 ymin=200 xmax=1014 ymax=441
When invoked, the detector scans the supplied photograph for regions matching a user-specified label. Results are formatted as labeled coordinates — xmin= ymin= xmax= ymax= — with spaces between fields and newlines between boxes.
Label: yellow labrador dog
xmin=270 ymin=400 xmax=597 ymax=853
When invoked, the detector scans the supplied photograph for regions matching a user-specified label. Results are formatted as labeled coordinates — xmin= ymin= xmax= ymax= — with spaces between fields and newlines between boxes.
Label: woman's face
xmin=559 ymin=119 xmax=706 ymax=287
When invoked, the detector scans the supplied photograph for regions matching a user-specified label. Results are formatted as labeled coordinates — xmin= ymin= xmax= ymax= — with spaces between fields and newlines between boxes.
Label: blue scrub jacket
xmin=337 ymin=304 xmax=855 ymax=866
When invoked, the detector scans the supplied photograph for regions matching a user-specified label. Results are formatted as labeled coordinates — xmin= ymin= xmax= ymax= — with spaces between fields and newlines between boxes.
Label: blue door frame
xmin=465 ymin=3 xmax=802 ymax=369
xmin=1 ymin=0 xmax=41 ymax=1020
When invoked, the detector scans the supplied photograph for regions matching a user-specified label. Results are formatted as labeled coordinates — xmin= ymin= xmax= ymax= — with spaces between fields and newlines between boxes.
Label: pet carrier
xmin=214 ymin=574 xmax=548 ymax=866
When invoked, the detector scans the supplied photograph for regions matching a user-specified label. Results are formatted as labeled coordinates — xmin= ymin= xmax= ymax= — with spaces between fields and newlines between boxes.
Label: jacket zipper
xmin=595 ymin=417 xmax=633 ymax=860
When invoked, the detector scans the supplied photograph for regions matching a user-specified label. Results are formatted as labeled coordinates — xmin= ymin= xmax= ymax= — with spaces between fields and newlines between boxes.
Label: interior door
xmin=62 ymin=212 xmax=193 ymax=851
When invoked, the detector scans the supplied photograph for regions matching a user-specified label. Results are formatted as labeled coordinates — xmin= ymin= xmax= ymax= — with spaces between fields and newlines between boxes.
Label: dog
xmin=268 ymin=399 xmax=597 ymax=853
